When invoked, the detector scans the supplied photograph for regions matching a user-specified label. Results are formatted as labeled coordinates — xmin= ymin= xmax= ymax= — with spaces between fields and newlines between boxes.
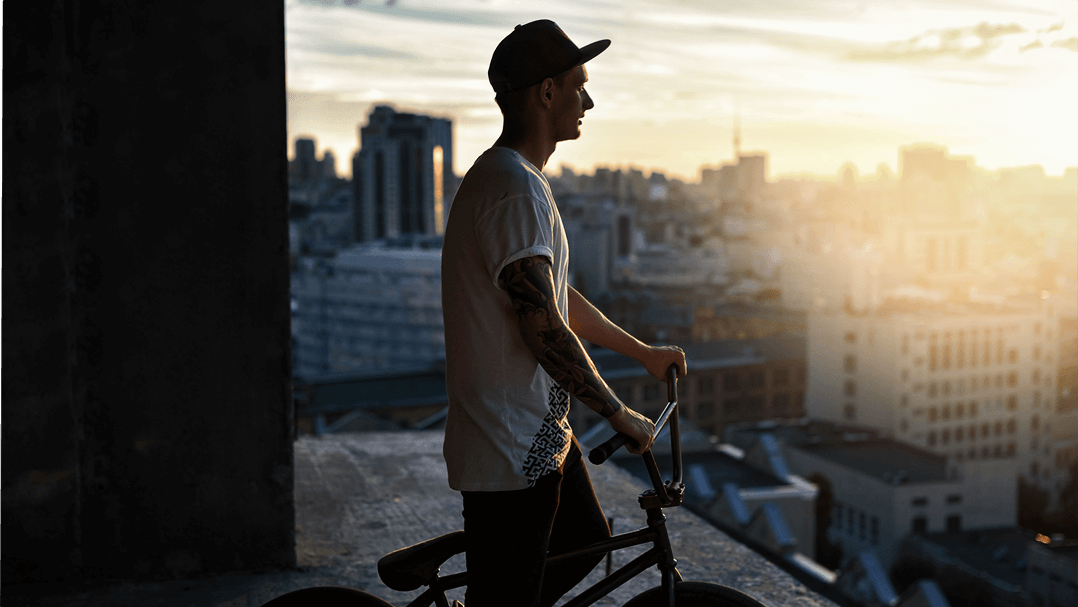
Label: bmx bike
xmin=265 ymin=366 xmax=767 ymax=607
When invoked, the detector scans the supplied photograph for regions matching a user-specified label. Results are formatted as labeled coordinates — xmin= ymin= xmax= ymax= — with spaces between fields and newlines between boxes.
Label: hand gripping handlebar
xmin=587 ymin=365 xmax=684 ymax=508
xmin=589 ymin=364 xmax=678 ymax=465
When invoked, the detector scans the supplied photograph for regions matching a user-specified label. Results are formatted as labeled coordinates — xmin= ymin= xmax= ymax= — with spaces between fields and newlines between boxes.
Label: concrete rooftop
xmin=4 ymin=431 xmax=838 ymax=607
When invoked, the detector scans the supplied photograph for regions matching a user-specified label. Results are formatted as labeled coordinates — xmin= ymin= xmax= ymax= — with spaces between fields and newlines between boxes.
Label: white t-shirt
xmin=441 ymin=147 xmax=572 ymax=491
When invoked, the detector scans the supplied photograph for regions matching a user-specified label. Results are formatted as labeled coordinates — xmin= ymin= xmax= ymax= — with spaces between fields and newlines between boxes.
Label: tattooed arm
xmin=501 ymin=256 xmax=654 ymax=452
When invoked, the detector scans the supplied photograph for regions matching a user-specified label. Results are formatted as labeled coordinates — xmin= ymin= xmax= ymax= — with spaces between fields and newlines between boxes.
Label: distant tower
xmin=352 ymin=105 xmax=454 ymax=242
xmin=732 ymin=112 xmax=741 ymax=161
xmin=292 ymin=138 xmax=318 ymax=183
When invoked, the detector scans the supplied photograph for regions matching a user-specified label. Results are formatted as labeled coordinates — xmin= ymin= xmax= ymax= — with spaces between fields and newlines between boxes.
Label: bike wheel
xmin=622 ymin=581 xmax=768 ymax=607
xmin=261 ymin=586 xmax=396 ymax=607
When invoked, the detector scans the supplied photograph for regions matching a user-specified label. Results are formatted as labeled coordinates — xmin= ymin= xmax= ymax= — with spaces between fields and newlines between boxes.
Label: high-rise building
xmin=291 ymin=234 xmax=445 ymax=377
xmin=291 ymin=137 xmax=319 ymax=183
xmin=352 ymin=105 xmax=454 ymax=242
xmin=804 ymin=298 xmax=1062 ymax=499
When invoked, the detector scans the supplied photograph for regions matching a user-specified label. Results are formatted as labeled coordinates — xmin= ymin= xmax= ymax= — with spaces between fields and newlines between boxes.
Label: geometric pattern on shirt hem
xmin=520 ymin=383 xmax=571 ymax=485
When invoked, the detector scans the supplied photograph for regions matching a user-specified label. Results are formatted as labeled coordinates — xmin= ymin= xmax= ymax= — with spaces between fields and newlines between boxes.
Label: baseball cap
xmin=488 ymin=20 xmax=610 ymax=94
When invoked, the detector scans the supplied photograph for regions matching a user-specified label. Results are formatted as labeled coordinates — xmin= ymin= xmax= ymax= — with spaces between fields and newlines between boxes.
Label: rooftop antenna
xmin=732 ymin=107 xmax=741 ymax=163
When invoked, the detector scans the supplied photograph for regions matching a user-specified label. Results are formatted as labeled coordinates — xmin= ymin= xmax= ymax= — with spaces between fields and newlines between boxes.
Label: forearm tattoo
xmin=502 ymin=257 xmax=622 ymax=418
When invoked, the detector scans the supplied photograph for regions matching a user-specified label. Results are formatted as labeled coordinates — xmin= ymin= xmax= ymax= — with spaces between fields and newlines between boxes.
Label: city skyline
xmin=286 ymin=0 xmax=1077 ymax=181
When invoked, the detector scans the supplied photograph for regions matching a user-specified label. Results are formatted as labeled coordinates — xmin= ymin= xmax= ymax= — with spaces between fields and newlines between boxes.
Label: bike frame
xmin=410 ymin=366 xmax=686 ymax=607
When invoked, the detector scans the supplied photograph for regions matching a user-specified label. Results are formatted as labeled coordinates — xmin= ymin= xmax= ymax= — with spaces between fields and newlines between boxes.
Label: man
xmin=440 ymin=20 xmax=687 ymax=607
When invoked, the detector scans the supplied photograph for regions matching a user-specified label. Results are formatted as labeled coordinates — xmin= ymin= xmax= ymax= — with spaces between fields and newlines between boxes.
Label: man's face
xmin=552 ymin=65 xmax=594 ymax=143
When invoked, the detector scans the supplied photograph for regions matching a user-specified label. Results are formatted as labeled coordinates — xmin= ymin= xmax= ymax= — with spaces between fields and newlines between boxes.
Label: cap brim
xmin=578 ymin=39 xmax=611 ymax=66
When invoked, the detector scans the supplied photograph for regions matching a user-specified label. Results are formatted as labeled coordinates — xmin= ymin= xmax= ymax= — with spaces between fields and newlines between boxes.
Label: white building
xmin=805 ymin=298 xmax=1062 ymax=498
xmin=726 ymin=422 xmax=1016 ymax=572
xmin=291 ymin=236 xmax=444 ymax=377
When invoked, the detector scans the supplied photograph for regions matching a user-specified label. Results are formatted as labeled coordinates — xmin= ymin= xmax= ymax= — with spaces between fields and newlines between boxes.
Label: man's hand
xmin=608 ymin=406 xmax=655 ymax=454
xmin=638 ymin=345 xmax=687 ymax=382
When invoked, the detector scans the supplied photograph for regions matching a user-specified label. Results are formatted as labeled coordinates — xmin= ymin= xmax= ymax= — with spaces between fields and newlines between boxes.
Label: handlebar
xmin=589 ymin=364 xmax=678 ymax=465
xmin=588 ymin=364 xmax=684 ymax=507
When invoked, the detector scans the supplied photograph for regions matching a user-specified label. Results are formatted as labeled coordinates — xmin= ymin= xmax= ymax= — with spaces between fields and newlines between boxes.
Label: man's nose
xmin=583 ymin=89 xmax=594 ymax=111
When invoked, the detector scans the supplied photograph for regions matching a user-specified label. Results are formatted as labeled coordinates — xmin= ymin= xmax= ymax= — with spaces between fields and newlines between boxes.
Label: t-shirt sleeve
xmin=474 ymin=195 xmax=555 ymax=289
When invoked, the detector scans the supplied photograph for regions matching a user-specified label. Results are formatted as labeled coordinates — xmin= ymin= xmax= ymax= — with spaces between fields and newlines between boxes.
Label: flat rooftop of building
xmin=727 ymin=419 xmax=950 ymax=484
xmin=613 ymin=448 xmax=791 ymax=504
xmin=4 ymin=431 xmax=839 ymax=607
xmin=797 ymin=438 xmax=950 ymax=484
xmin=916 ymin=527 xmax=1041 ymax=588
xmin=591 ymin=333 xmax=806 ymax=378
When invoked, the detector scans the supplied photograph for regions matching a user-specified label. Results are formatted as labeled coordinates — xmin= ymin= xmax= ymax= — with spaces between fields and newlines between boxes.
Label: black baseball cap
xmin=488 ymin=20 xmax=610 ymax=94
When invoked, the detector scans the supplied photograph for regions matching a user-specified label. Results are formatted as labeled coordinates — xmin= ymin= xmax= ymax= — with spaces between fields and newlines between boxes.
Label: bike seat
xmin=377 ymin=530 xmax=467 ymax=591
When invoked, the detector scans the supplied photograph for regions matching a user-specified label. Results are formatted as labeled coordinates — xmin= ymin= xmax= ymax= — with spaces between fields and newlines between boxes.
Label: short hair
xmin=494 ymin=68 xmax=574 ymax=118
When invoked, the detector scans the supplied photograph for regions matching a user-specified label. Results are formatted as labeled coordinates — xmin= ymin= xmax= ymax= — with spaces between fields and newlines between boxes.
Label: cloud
xmin=1021 ymin=39 xmax=1044 ymax=52
xmin=847 ymin=21 xmax=1027 ymax=62
xmin=1050 ymin=37 xmax=1078 ymax=52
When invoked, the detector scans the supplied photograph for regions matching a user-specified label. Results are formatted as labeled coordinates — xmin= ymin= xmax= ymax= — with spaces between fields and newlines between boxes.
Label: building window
xmin=844 ymin=355 xmax=857 ymax=373
xmin=1007 ymin=418 xmax=1017 ymax=434
xmin=929 ymin=382 xmax=938 ymax=397
xmin=1034 ymin=345 xmax=1041 ymax=361
xmin=942 ymin=381 xmax=951 ymax=396
xmin=942 ymin=429 xmax=950 ymax=445
xmin=698 ymin=376 xmax=715 ymax=395
xmin=982 ymin=423 xmax=990 ymax=438
xmin=956 ymin=402 xmax=965 ymax=418
xmin=834 ymin=503 xmax=843 ymax=532
xmin=901 ymin=394 xmax=909 ymax=407
xmin=969 ymin=424 xmax=978 ymax=440
xmin=1006 ymin=442 xmax=1015 ymax=457
xmin=615 ymin=385 xmax=634 ymax=404
xmin=912 ymin=516 xmax=928 ymax=534
xmin=970 ymin=401 xmax=978 ymax=417
xmin=943 ymin=344 xmax=952 ymax=370
xmin=859 ymin=512 xmax=866 ymax=540
xmin=946 ymin=515 xmax=962 ymax=533
xmin=946 ymin=494 xmax=962 ymax=505
xmin=773 ymin=369 xmax=789 ymax=386
xmin=956 ymin=427 xmax=964 ymax=442
xmin=643 ymin=384 xmax=659 ymax=403
xmin=847 ymin=506 xmax=854 ymax=534
xmin=994 ymin=421 xmax=1003 ymax=436
xmin=1032 ymin=369 xmax=1041 ymax=384
xmin=870 ymin=517 xmax=880 ymax=545
xmin=929 ymin=406 xmax=938 ymax=422
xmin=928 ymin=431 xmax=937 ymax=446
xmin=912 ymin=496 xmax=927 ymax=507
xmin=1032 ymin=415 xmax=1040 ymax=431
xmin=1008 ymin=348 xmax=1017 ymax=364
xmin=844 ymin=380 xmax=856 ymax=397
xmin=1007 ymin=395 xmax=1017 ymax=411
xmin=724 ymin=373 xmax=740 ymax=391
xmin=749 ymin=370 xmax=764 ymax=389
xmin=929 ymin=345 xmax=938 ymax=371
xmin=1007 ymin=372 xmax=1018 ymax=387
xmin=901 ymin=369 xmax=909 ymax=382
xmin=901 ymin=418 xmax=909 ymax=432
xmin=845 ymin=331 xmax=857 ymax=344
xmin=724 ymin=399 xmax=742 ymax=417
xmin=697 ymin=400 xmax=715 ymax=419
xmin=902 ymin=335 xmax=909 ymax=355
xmin=942 ymin=404 xmax=951 ymax=420
xmin=773 ymin=393 xmax=789 ymax=414
xmin=844 ymin=404 xmax=857 ymax=421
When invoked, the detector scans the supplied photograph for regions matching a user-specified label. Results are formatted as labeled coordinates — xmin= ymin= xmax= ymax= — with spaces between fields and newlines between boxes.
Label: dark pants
xmin=461 ymin=437 xmax=610 ymax=607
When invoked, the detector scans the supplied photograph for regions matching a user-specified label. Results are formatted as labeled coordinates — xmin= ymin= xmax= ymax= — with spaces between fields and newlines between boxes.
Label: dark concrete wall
xmin=2 ymin=1 xmax=294 ymax=583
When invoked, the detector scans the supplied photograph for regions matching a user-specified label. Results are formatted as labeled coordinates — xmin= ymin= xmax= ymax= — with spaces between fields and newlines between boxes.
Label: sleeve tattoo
xmin=501 ymin=256 xmax=622 ymax=418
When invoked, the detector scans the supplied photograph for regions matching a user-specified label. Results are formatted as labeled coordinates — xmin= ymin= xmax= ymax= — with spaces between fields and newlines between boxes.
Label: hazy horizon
xmin=286 ymin=0 xmax=1078 ymax=181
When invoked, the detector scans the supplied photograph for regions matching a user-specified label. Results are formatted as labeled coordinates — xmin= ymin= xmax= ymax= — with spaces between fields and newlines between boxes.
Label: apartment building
xmin=583 ymin=334 xmax=807 ymax=435
xmin=806 ymin=299 xmax=1062 ymax=497
xmin=726 ymin=420 xmax=1015 ymax=572
xmin=291 ymin=235 xmax=444 ymax=377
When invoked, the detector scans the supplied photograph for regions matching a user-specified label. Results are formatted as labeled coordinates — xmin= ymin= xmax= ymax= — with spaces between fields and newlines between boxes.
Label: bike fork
xmin=646 ymin=508 xmax=683 ymax=607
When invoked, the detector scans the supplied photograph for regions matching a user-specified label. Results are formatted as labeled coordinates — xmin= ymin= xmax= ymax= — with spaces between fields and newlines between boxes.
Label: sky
xmin=285 ymin=0 xmax=1078 ymax=182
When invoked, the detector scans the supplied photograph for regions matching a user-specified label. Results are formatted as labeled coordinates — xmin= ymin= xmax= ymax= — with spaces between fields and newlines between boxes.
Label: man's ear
xmin=538 ymin=77 xmax=555 ymax=109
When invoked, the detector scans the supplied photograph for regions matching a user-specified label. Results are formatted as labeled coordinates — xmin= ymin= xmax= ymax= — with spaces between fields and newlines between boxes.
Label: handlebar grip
xmin=588 ymin=432 xmax=631 ymax=465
